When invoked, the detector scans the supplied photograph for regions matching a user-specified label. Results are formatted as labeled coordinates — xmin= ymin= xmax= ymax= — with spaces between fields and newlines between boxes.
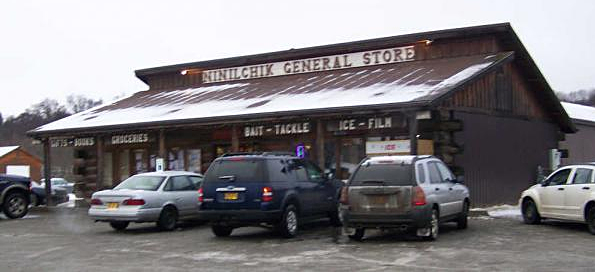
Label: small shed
xmin=0 ymin=146 xmax=42 ymax=181
xmin=560 ymin=102 xmax=595 ymax=165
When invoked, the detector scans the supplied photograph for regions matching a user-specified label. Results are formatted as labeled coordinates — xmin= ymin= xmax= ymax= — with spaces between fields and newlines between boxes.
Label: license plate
xmin=107 ymin=202 xmax=119 ymax=210
xmin=369 ymin=195 xmax=388 ymax=205
xmin=224 ymin=192 xmax=239 ymax=200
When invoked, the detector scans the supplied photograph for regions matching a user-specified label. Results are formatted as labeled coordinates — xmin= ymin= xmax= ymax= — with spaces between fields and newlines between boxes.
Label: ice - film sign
xmin=327 ymin=116 xmax=405 ymax=132
xmin=51 ymin=137 xmax=95 ymax=148
xmin=202 ymin=46 xmax=415 ymax=83
xmin=244 ymin=122 xmax=311 ymax=138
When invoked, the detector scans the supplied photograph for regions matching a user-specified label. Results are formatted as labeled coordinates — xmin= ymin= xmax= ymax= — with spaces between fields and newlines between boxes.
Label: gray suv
xmin=340 ymin=155 xmax=469 ymax=241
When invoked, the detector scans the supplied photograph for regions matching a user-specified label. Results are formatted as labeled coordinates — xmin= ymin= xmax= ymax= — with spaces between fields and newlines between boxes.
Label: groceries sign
xmin=202 ymin=46 xmax=416 ymax=84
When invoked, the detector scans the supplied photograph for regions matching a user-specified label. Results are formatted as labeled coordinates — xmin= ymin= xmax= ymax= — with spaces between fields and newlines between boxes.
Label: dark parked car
xmin=30 ymin=181 xmax=69 ymax=206
xmin=0 ymin=174 xmax=31 ymax=218
xmin=198 ymin=152 xmax=344 ymax=238
xmin=340 ymin=155 xmax=470 ymax=241
xmin=40 ymin=178 xmax=74 ymax=194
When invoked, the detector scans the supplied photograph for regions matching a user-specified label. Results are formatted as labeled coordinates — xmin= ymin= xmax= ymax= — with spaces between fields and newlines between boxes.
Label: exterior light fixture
xmin=180 ymin=70 xmax=188 ymax=75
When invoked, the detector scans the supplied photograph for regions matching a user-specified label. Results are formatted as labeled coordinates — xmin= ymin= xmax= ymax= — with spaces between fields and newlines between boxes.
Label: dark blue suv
xmin=0 ymin=174 xmax=31 ymax=219
xmin=198 ymin=153 xmax=343 ymax=238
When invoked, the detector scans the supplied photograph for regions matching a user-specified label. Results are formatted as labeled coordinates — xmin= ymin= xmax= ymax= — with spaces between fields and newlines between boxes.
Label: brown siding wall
xmin=453 ymin=112 xmax=558 ymax=205
xmin=442 ymin=62 xmax=549 ymax=121
xmin=560 ymin=123 xmax=595 ymax=165
xmin=0 ymin=150 xmax=42 ymax=181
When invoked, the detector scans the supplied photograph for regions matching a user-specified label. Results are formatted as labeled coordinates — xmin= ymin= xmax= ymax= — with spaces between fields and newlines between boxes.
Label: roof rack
xmin=220 ymin=151 xmax=296 ymax=157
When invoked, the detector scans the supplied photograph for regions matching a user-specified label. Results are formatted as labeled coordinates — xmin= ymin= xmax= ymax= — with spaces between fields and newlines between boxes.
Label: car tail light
xmin=339 ymin=187 xmax=349 ymax=204
xmin=90 ymin=198 xmax=103 ymax=205
xmin=122 ymin=199 xmax=145 ymax=205
xmin=198 ymin=187 xmax=204 ymax=203
xmin=262 ymin=187 xmax=273 ymax=202
xmin=412 ymin=186 xmax=426 ymax=206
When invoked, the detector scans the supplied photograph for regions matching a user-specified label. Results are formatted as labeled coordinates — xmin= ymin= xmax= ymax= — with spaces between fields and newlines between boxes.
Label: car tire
xmin=423 ymin=208 xmax=439 ymax=241
xmin=30 ymin=194 xmax=39 ymax=207
xmin=3 ymin=192 xmax=29 ymax=219
xmin=211 ymin=225 xmax=233 ymax=237
xmin=456 ymin=201 xmax=469 ymax=229
xmin=522 ymin=198 xmax=541 ymax=225
xmin=156 ymin=206 xmax=178 ymax=231
xmin=587 ymin=207 xmax=595 ymax=235
xmin=329 ymin=202 xmax=342 ymax=227
xmin=348 ymin=228 xmax=365 ymax=241
xmin=277 ymin=204 xmax=298 ymax=238
xmin=110 ymin=221 xmax=129 ymax=231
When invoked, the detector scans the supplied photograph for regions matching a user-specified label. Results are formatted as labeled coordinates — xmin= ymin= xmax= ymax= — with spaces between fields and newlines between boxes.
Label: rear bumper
xmin=88 ymin=207 xmax=161 ymax=223
xmin=197 ymin=209 xmax=282 ymax=225
xmin=342 ymin=205 xmax=433 ymax=229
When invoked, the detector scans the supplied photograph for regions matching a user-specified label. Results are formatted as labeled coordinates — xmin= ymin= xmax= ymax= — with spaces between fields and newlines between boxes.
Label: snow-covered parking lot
xmin=0 ymin=207 xmax=593 ymax=272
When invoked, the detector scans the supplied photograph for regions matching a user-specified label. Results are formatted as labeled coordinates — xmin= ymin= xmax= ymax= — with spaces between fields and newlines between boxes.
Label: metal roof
xmin=31 ymin=53 xmax=511 ymax=135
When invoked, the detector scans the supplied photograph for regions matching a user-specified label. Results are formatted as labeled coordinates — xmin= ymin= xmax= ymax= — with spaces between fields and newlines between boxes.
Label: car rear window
xmin=204 ymin=159 xmax=266 ymax=183
xmin=350 ymin=163 xmax=414 ymax=186
xmin=114 ymin=176 xmax=165 ymax=191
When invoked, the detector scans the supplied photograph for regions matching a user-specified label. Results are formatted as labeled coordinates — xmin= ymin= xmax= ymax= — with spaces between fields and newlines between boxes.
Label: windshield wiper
xmin=218 ymin=175 xmax=236 ymax=182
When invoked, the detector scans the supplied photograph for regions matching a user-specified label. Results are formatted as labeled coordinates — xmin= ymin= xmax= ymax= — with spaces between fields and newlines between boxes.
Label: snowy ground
xmin=56 ymin=193 xmax=81 ymax=208
xmin=2 ymin=208 xmax=594 ymax=272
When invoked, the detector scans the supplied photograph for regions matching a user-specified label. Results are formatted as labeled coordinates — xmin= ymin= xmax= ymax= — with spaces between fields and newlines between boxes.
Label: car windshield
xmin=52 ymin=179 xmax=68 ymax=185
xmin=114 ymin=176 xmax=166 ymax=191
xmin=350 ymin=163 xmax=414 ymax=186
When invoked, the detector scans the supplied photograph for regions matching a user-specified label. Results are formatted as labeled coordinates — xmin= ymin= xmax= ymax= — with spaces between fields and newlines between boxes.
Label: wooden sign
xmin=109 ymin=133 xmax=153 ymax=145
xmin=326 ymin=116 xmax=405 ymax=132
xmin=244 ymin=122 xmax=311 ymax=138
xmin=50 ymin=137 xmax=95 ymax=148
xmin=201 ymin=46 xmax=416 ymax=83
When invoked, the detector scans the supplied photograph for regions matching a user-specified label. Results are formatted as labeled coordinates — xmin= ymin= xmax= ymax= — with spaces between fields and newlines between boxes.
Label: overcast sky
xmin=1 ymin=0 xmax=594 ymax=117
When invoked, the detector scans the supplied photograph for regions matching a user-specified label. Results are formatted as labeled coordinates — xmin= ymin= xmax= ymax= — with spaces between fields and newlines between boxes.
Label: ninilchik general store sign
xmin=202 ymin=45 xmax=416 ymax=83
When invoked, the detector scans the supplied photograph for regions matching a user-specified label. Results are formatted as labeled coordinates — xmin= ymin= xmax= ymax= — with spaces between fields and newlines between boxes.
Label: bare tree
xmin=66 ymin=94 xmax=103 ymax=114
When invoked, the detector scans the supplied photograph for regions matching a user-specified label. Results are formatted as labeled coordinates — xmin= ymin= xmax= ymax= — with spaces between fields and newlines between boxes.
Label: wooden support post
xmin=231 ymin=125 xmax=239 ymax=152
xmin=96 ymin=136 xmax=104 ymax=191
xmin=409 ymin=112 xmax=419 ymax=155
xmin=316 ymin=120 xmax=325 ymax=170
xmin=43 ymin=138 xmax=53 ymax=206
xmin=159 ymin=129 xmax=167 ymax=170
xmin=335 ymin=138 xmax=342 ymax=180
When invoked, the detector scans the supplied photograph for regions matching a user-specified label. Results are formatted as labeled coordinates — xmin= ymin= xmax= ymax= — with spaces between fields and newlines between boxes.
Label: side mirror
xmin=455 ymin=175 xmax=464 ymax=184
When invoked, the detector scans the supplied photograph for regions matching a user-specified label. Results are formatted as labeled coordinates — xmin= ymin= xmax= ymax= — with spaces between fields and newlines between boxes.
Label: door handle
xmin=557 ymin=188 xmax=564 ymax=191
xmin=583 ymin=187 xmax=591 ymax=190
xmin=449 ymin=188 xmax=453 ymax=191
xmin=435 ymin=188 xmax=440 ymax=191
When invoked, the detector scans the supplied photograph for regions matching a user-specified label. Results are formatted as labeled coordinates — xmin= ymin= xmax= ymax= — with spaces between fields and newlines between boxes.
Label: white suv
xmin=520 ymin=164 xmax=595 ymax=234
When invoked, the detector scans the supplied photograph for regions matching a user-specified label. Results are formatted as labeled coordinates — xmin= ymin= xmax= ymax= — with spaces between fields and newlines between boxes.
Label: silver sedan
xmin=88 ymin=171 xmax=203 ymax=231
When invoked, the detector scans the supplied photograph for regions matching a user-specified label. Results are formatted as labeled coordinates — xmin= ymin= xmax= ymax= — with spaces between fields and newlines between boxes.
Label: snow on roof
xmin=561 ymin=102 xmax=595 ymax=123
xmin=33 ymin=53 xmax=510 ymax=134
xmin=0 ymin=146 xmax=19 ymax=158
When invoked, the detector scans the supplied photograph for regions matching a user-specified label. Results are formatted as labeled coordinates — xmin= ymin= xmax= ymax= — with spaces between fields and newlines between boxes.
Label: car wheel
xmin=211 ymin=225 xmax=233 ymax=237
xmin=348 ymin=228 xmax=365 ymax=241
xmin=522 ymin=199 xmax=541 ymax=225
xmin=110 ymin=221 xmax=129 ymax=231
xmin=329 ymin=202 xmax=342 ymax=227
xmin=3 ymin=192 xmax=28 ymax=219
xmin=457 ymin=201 xmax=469 ymax=229
xmin=157 ymin=206 xmax=178 ymax=231
xmin=423 ymin=208 xmax=439 ymax=241
xmin=587 ymin=207 xmax=595 ymax=235
xmin=29 ymin=194 xmax=39 ymax=207
xmin=278 ymin=204 xmax=298 ymax=238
